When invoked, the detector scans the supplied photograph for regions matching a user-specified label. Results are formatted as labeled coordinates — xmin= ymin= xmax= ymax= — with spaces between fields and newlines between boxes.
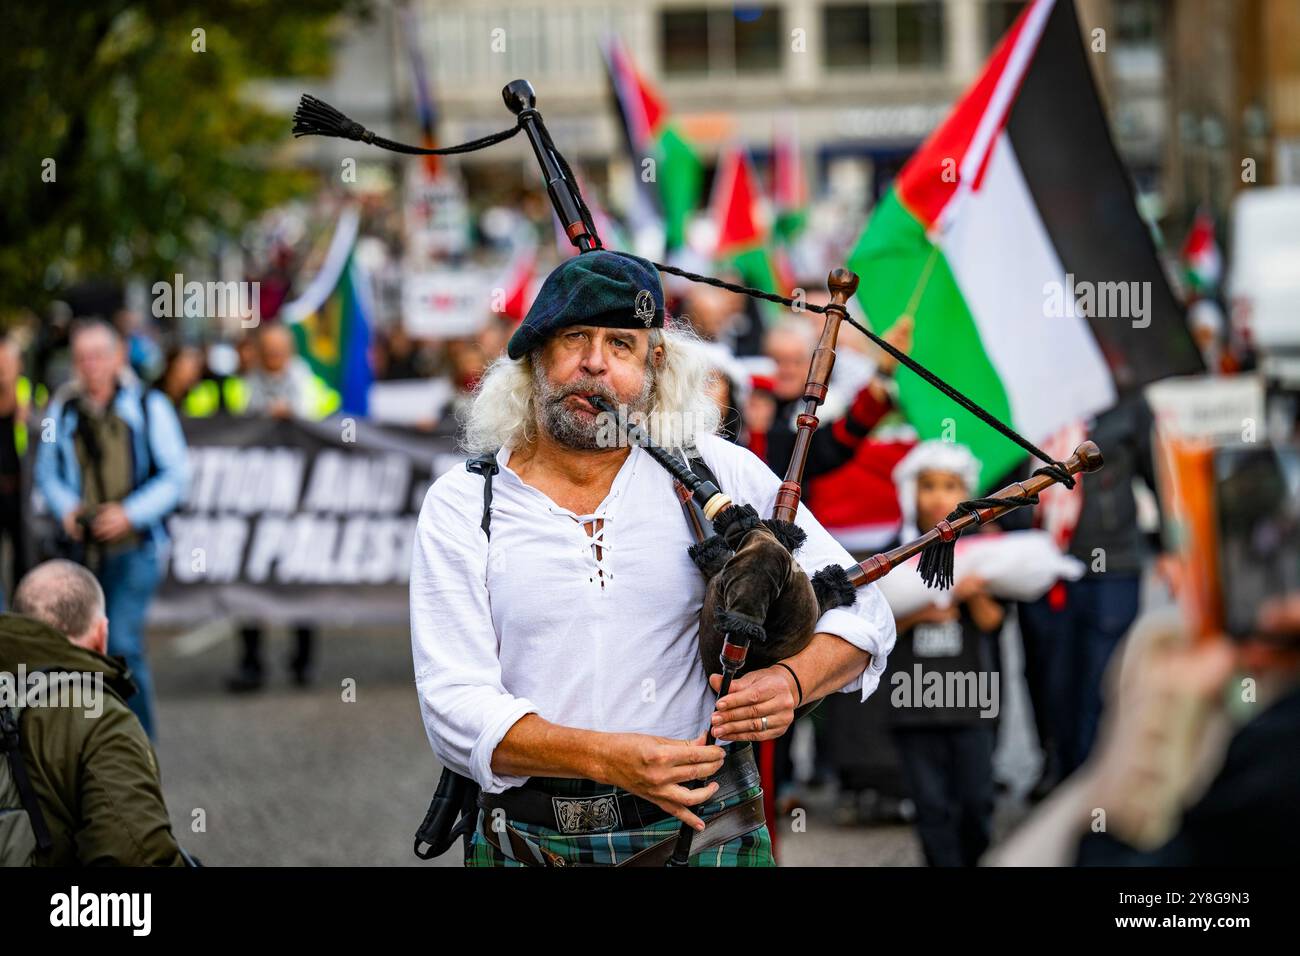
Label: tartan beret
xmin=507 ymin=250 xmax=664 ymax=360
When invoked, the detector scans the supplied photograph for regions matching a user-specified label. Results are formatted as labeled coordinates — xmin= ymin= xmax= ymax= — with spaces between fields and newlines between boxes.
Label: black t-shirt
xmin=886 ymin=600 xmax=1005 ymax=729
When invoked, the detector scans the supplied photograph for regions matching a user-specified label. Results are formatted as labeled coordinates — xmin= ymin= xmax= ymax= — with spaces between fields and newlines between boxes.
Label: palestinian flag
xmin=848 ymin=0 xmax=1201 ymax=491
xmin=711 ymin=144 xmax=781 ymax=296
xmin=1181 ymin=206 xmax=1222 ymax=296
xmin=280 ymin=205 xmax=373 ymax=417
xmin=602 ymin=36 xmax=703 ymax=250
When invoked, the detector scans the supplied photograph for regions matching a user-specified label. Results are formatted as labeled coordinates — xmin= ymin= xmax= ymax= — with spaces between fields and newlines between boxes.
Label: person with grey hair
xmin=33 ymin=319 xmax=191 ymax=739
xmin=0 ymin=560 xmax=185 ymax=866
xmin=410 ymin=252 xmax=896 ymax=866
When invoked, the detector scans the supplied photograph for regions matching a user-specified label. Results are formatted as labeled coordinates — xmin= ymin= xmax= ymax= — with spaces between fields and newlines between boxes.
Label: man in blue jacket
xmin=34 ymin=320 xmax=190 ymax=738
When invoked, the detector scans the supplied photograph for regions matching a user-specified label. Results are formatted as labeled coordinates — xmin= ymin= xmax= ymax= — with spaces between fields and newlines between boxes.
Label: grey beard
xmin=532 ymin=360 xmax=655 ymax=450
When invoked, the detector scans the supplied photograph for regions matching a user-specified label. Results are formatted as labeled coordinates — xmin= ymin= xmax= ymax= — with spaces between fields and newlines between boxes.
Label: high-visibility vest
xmin=14 ymin=376 xmax=31 ymax=457
xmin=307 ymin=375 xmax=341 ymax=419
xmin=182 ymin=377 xmax=250 ymax=417
xmin=183 ymin=380 xmax=219 ymax=417
xmin=182 ymin=374 xmax=335 ymax=419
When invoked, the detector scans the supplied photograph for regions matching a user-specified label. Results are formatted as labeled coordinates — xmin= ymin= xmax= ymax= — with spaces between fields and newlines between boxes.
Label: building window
xmin=985 ymin=0 xmax=1027 ymax=53
xmin=734 ymin=7 xmax=783 ymax=71
xmin=823 ymin=2 xmax=945 ymax=71
xmin=661 ymin=9 xmax=711 ymax=75
xmin=1115 ymin=0 xmax=1161 ymax=44
xmin=896 ymin=1 xmax=944 ymax=67
xmin=660 ymin=6 xmax=783 ymax=76
xmin=823 ymin=4 xmax=874 ymax=69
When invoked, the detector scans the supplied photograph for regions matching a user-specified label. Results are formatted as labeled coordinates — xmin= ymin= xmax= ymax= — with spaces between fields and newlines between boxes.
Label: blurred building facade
xmin=1163 ymin=0 xmax=1300 ymax=219
xmin=275 ymin=0 xmax=1300 ymax=249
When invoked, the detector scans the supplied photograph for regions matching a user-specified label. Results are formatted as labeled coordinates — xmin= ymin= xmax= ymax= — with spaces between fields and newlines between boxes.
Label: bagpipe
xmin=294 ymin=80 xmax=1104 ymax=865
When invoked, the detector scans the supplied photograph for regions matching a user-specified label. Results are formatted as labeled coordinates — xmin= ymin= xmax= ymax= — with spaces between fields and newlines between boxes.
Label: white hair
xmin=460 ymin=325 xmax=723 ymax=457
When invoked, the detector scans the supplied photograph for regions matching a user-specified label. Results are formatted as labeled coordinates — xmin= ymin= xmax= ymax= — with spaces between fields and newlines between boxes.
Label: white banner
xmin=401 ymin=268 xmax=497 ymax=338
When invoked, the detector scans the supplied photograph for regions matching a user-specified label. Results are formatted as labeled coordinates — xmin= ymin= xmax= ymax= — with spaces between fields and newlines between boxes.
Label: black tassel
xmin=713 ymin=503 xmax=761 ymax=550
xmin=687 ymin=535 xmax=732 ymax=578
xmin=291 ymin=93 xmax=522 ymax=157
xmin=761 ymin=518 xmax=806 ymax=554
xmin=292 ymin=94 xmax=370 ymax=142
xmin=917 ymin=538 xmax=957 ymax=590
xmin=714 ymin=609 xmax=767 ymax=644
xmin=811 ymin=565 xmax=856 ymax=613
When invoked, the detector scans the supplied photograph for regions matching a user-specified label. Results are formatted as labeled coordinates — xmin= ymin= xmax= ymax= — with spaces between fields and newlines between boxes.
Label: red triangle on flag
xmin=604 ymin=37 xmax=665 ymax=146
xmin=711 ymin=145 xmax=768 ymax=255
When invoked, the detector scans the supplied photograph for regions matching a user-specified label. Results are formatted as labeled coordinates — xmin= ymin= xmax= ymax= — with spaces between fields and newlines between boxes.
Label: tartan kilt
xmin=465 ymin=781 xmax=774 ymax=867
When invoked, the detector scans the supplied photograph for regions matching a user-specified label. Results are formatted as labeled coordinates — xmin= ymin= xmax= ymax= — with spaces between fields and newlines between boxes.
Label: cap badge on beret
xmin=634 ymin=289 xmax=655 ymax=327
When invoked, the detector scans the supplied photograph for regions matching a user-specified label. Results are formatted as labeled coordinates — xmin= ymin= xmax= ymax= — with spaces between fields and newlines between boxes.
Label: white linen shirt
xmin=410 ymin=431 xmax=896 ymax=793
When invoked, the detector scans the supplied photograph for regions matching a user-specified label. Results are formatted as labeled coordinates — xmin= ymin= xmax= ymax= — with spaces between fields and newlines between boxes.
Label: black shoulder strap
xmin=0 ymin=705 xmax=54 ymax=853
xmin=138 ymin=388 xmax=159 ymax=483
xmin=465 ymin=451 xmax=500 ymax=540
xmin=688 ymin=452 xmax=719 ymax=491
xmin=677 ymin=451 xmax=720 ymax=544
xmin=68 ymin=397 xmax=110 ymax=506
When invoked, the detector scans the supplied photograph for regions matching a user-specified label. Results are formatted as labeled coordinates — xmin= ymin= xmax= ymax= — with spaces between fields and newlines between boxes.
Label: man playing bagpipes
xmin=409 ymin=251 xmax=897 ymax=866
xmin=294 ymin=81 xmax=1103 ymax=868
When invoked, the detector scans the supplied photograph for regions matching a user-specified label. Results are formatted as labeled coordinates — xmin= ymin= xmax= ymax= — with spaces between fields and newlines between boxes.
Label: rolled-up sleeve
xmin=714 ymin=435 xmax=897 ymax=702
xmin=791 ymin=499 xmax=897 ymax=701
xmin=410 ymin=474 xmax=538 ymax=793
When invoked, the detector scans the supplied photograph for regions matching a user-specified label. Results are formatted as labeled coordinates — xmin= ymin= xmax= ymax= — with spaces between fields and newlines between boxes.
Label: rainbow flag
xmin=281 ymin=206 xmax=372 ymax=417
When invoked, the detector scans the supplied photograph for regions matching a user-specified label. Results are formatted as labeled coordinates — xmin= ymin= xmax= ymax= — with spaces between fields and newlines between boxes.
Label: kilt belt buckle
xmin=551 ymin=794 xmax=622 ymax=834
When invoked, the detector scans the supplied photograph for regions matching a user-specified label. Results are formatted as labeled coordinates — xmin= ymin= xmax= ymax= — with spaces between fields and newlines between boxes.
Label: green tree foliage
xmin=0 ymin=0 xmax=368 ymax=317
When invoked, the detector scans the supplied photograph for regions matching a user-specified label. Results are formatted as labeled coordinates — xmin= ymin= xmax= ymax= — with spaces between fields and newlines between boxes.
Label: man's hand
xmin=873 ymin=315 xmax=914 ymax=376
xmin=268 ymin=398 xmax=293 ymax=420
xmin=62 ymin=508 xmax=84 ymax=541
xmin=91 ymin=502 xmax=133 ymax=542
xmin=600 ymin=732 xmax=726 ymax=831
xmin=897 ymin=602 xmax=959 ymax=631
xmin=709 ymin=667 xmax=797 ymax=743
xmin=951 ymin=574 xmax=988 ymax=603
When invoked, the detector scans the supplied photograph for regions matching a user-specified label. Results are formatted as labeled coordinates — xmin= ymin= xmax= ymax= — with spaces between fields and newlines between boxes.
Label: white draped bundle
xmin=874 ymin=529 xmax=1086 ymax=618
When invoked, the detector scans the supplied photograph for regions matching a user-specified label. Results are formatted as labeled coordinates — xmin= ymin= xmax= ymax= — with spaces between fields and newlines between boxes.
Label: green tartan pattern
xmin=465 ymin=783 xmax=774 ymax=867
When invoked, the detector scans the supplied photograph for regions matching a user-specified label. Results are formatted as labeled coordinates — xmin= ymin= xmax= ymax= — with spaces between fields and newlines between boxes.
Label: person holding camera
xmin=33 ymin=320 xmax=190 ymax=740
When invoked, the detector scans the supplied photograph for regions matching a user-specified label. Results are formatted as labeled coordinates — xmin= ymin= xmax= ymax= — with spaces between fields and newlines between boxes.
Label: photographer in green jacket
xmin=0 ymin=560 xmax=185 ymax=866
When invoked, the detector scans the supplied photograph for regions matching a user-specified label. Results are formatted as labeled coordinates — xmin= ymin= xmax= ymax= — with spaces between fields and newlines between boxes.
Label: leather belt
xmin=480 ymin=791 xmax=767 ymax=867
xmin=479 ymin=742 xmax=758 ymax=835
